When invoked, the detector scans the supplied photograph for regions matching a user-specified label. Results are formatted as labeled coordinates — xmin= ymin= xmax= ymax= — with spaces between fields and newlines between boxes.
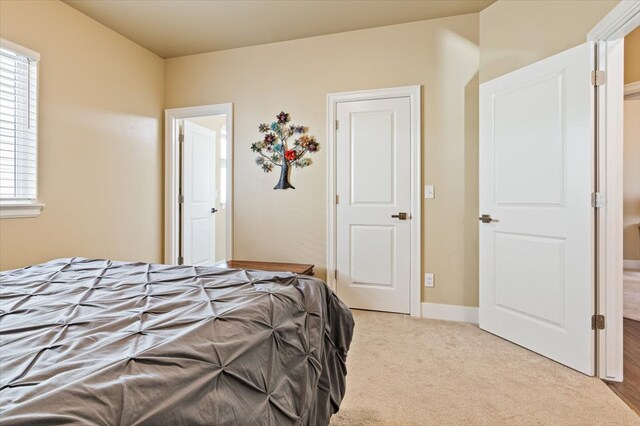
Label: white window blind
xmin=0 ymin=40 xmax=39 ymax=202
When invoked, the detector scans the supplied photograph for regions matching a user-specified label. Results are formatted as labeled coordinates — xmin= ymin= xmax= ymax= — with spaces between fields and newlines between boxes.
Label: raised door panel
xmin=191 ymin=133 xmax=213 ymax=204
xmin=494 ymin=232 xmax=565 ymax=327
xmin=494 ymin=73 xmax=565 ymax=206
xmin=350 ymin=225 xmax=395 ymax=288
xmin=190 ymin=218 xmax=212 ymax=265
xmin=350 ymin=111 xmax=395 ymax=205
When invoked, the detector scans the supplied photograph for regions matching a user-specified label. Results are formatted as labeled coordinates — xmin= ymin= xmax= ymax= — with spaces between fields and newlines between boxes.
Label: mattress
xmin=0 ymin=258 xmax=354 ymax=425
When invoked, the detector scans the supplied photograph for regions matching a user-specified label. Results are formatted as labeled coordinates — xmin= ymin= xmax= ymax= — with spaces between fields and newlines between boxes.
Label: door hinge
xmin=179 ymin=132 xmax=184 ymax=143
xmin=335 ymin=194 xmax=339 ymax=205
xmin=592 ymin=314 xmax=605 ymax=330
xmin=178 ymin=194 xmax=184 ymax=204
xmin=178 ymin=256 xmax=184 ymax=265
xmin=591 ymin=192 xmax=605 ymax=208
xmin=335 ymin=269 xmax=338 ymax=279
xmin=591 ymin=70 xmax=605 ymax=86
xmin=335 ymin=120 xmax=339 ymax=131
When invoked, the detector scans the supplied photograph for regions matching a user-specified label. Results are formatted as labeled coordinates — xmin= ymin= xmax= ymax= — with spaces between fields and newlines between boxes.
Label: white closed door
xmin=479 ymin=43 xmax=594 ymax=374
xmin=182 ymin=120 xmax=216 ymax=266
xmin=336 ymin=97 xmax=412 ymax=314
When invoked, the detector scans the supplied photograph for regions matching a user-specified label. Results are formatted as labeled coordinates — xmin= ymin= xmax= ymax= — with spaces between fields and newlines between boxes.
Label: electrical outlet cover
xmin=425 ymin=273 xmax=434 ymax=288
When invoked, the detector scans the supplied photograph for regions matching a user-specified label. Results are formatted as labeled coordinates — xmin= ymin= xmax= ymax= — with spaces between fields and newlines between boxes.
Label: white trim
xmin=0 ymin=38 xmax=40 ymax=61
xmin=595 ymin=39 xmax=625 ymax=382
xmin=0 ymin=202 xmax=44 ymax=218
xmin=624 ymin=82 xmax=640 ymax=99
xmin=326 ymin=86 xmax=422 ymax=317
xmin=421 ymin=302 xmax=478 ymax=324
xmin=164 ymin=104 xmax=234 ymax=265
xmin=624 ymin=260 xmax=640 ymax=270
xmin=591 ymin=2 xmax=640 ymax=382
xmin=588 ymin=0 xmax=640 ymax=41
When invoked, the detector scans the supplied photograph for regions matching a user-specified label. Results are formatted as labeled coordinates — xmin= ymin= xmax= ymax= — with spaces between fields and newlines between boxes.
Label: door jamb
xmin=164 ymin=104 xmax=234 ymax=265
xmin=588 ymin=0 xmax=640 ymax=381
xmin=326 ymin=86 xmax=422 ymax=317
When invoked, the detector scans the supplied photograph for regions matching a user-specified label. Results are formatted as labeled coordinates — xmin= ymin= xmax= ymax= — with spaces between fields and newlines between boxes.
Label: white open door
xmin=182 ymin=120 xmax=217 ymax=266
xmin=336 ymin=97 xmax=412 ymax=314
xmin=479 ymin=43 xmax=595 ymax=375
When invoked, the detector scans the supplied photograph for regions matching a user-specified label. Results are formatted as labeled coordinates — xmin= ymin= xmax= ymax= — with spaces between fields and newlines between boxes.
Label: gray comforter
xmin=0 ymin=258 xmax=354 ymax=425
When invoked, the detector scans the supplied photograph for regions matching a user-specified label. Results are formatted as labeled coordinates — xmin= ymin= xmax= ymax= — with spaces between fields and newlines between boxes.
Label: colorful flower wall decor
xmin=251 ymin=112 xmax=319 ymax=190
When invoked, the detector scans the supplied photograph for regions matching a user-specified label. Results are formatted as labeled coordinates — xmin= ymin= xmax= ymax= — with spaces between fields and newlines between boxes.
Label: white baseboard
xmin=624 ymin=259 xmax=640 ymax=270
xmin=421 ymin=302 xmax=478 ymax=324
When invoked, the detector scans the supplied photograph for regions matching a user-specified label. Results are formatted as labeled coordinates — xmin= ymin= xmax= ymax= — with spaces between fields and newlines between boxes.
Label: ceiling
xmin=62 ymin=0 xmax=495 ymax=59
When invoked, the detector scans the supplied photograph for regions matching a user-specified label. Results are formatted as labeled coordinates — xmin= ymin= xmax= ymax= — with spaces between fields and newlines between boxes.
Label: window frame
xmin=0 ymin=38 xmax=43 ymax=219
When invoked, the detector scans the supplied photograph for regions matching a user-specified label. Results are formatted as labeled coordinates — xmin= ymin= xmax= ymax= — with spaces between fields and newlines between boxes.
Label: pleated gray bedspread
xmin=0 ymin=258 xmax=354 ymax=425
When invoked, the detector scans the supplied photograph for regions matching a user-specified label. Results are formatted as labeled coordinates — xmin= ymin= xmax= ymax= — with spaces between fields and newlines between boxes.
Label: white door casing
xmin=336 ymin=97 xmax=412 ymax=314
xmin=479 ymin=43 xmax=595 ymax=374
xmin=587 ymin=0 xmax=640 ymax=381
xmin=182 ymin=120 xmax=217 ymax=266
xmin=164 ymin=104 xmax=234 ymax=266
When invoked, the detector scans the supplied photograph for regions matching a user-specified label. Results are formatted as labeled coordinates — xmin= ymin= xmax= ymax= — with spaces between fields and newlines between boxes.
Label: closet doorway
xmin=165 ymin=104 xmax=233 ymax=266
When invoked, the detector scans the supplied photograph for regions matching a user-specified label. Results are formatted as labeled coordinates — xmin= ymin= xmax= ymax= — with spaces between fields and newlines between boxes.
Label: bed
xmin=0 ymin=258 xmax=354 ymax=425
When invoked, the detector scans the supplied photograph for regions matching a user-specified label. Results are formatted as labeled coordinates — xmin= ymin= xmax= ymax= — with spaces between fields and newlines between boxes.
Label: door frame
xmin=326 ymin=86 xmax=422 ymax=317
xmin=588 ymin=0 xmax=640 ymax=381
xmin=164 ymin=103 xmax=234 ymax=265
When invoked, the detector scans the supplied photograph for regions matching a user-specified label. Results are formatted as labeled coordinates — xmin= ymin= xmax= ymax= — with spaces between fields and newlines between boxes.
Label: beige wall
xmin=624 ymin=28 xmax=640 ymax=261
xmin=1 ymin=0 xmax=623 ymax=307
xmin=479 ymin=0 xmax=618 ymax=83
xmin=624 ymin=99 xmax=640 ymax=261
xmin=166 ymin=14 xmax=480 ymax=306
xmin=186 ymin=115 xmax=228 ymax=262
xmin=0 ymin=0 xmax=164 ymax=270
xmin=625 ymin=26 xmax=640 ymax=84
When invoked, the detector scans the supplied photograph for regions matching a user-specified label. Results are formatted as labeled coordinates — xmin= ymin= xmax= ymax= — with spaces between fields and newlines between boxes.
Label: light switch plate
xmin=425 ymin=185 xmax=435 ymax=199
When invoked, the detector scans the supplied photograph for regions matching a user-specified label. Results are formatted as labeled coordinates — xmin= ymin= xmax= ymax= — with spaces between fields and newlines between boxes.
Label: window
xmin=0 ymin=39 xmax=42 ymax=218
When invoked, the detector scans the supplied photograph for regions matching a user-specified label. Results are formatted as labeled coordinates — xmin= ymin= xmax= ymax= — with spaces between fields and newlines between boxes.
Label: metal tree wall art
xmin=251 ymin=112 xmax=319 ymax=190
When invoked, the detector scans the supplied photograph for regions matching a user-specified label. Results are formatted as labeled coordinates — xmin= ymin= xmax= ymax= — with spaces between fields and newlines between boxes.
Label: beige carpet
xmin=330 ymin=310 xmax=639 ymax=425
xmin=624 ymin=268 xmax=640 ymax=322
